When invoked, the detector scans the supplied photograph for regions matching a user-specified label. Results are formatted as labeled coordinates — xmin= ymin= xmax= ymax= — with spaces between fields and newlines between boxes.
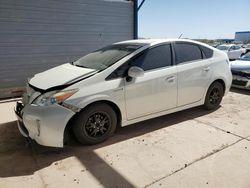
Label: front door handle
xmin=203 ymin=67 xmax=210 ymax=72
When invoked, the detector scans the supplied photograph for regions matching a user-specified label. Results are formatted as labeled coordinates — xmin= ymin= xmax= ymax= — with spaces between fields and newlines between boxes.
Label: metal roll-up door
xmin=0 ymin=0 xmax=134 ymax=99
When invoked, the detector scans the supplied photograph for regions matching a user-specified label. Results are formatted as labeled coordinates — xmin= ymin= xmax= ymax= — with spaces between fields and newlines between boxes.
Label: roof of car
xmin=115 ymin=38 xmax=204 ymax=46
xmin=218 ymin=44 xmax=234 ymax=47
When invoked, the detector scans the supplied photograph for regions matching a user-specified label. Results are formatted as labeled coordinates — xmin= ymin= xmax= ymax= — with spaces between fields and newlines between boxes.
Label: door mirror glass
xmin=128 ymin=66 xmax=144 ymax=78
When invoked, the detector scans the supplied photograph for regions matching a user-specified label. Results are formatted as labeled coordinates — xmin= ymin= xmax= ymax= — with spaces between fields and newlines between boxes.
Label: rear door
xmin=174 ymin=42 xmax=213 ymax=106
xmin=124 ymin=44 xmax=177 ymax=120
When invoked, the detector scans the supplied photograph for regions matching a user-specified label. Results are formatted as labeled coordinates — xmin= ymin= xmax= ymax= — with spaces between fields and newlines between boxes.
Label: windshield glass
xmin=240 ymin=52 xmax=250 ymax=60
xmin=217 ymin=45 xmax=230 ymax=51
xmin=73 ymin=44 xmax=142 ymax=70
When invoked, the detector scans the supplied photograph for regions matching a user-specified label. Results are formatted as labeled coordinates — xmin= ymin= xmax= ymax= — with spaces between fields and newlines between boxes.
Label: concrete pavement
xmin=0 ymin=89 xmax=249 ymax=188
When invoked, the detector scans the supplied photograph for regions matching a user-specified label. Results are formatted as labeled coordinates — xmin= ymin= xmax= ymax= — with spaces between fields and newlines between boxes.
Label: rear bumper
xmin=15 ymin=101 xmax=75 ymax=147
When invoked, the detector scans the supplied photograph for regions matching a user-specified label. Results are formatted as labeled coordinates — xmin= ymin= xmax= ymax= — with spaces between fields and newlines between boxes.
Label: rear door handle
xmin=203 ymin=67 xmax=210 ymax=72
xmin=165 ymin=76 xmax=175 ymax=82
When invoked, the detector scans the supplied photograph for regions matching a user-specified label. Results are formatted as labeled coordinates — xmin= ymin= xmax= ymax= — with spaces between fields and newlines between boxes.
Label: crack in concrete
xmin=193 ymin=119 xmax=248 ymax=140
xmin=144 ymin=137 xmax=246 ymax=188
xmin=245 ymin=136 xmax=250 ymax=142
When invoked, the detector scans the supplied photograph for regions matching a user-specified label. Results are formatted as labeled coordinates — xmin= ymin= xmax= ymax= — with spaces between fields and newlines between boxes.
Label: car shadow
xmin=0 ymin=106 xmax=216 ymax=187
xmin=230 ymin=88 xmax=250 ymax=95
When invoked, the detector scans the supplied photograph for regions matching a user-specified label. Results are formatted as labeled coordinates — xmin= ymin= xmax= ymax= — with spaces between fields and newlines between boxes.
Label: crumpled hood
xmin=230 ymin=60 xmax=250 ymax=71
xmin=29 ymin=63 xmax=97 ymax=90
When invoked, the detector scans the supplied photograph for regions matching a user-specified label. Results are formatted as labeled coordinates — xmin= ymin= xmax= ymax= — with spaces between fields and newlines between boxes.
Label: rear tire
xmin=204 ymin=82 xmax=224 ymax=110
xmin=73 ymin=103 xmax=117 ymax=145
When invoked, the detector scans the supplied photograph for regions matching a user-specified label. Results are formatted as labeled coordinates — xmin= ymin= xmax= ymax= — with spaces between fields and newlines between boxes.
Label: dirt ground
xmin=0 ymin=88 xmax=249 ymax=188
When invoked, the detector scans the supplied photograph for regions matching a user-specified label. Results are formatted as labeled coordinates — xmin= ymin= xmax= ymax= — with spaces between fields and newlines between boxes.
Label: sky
xmin=138 ymin=0 xmax=250 ymax=39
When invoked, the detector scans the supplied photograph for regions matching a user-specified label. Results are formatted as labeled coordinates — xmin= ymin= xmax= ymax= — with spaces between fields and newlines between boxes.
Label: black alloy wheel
xmin=208 ymin=87 xmax=221 ymax=105
xmin=73 ymin=103 xmax=117 ymax=145
xmin=85 ymin=112 xmax=111 ymax=138
xmin=204 ymin=82 xmax=224 ymax=110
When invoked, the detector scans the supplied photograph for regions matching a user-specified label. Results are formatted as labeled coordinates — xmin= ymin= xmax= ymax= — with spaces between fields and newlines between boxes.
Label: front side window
xmin=106 ymin=44 xmax=172 ymax=80
xmin=73 ymin=44 xmax=142 ymax=71
xmin=175 ymin=43 xmax=202 ymax=64
xmin=130 ymin=44 xmax=172 ymax=71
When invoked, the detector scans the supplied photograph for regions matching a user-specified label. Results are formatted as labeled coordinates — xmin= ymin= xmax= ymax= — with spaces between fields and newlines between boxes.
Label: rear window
xmin=175 ymin=43 xmax=202 ymax=64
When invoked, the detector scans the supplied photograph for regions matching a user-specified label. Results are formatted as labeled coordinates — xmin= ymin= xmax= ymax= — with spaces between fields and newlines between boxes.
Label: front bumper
xmin=231 ymin=75 xmax=250 ymax=90
xmin=15 ymin=101 xmax=75 ymax=147
xmin=15 ymin=101 xmax=29 ymax=137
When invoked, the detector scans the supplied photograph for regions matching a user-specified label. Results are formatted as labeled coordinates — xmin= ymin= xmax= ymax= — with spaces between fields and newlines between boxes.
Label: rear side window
xmin=131 ymin=44 xmax=172 ymax=71
xmin=199 ymin=45 xmax=213 ymax=58
xmin=175 ymin=43 xmax=202 ymax=64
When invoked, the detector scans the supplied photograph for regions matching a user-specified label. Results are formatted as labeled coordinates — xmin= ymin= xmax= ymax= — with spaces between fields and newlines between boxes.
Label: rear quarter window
xmin=199 ymin=45 xmax=213 ymax=58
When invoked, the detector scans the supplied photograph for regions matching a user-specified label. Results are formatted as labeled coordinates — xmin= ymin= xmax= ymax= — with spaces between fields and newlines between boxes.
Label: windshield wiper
xmin=74 ymin=64 xmax=88 ymax=68
xmin=69 ymin=62 xmax=87 ymax=68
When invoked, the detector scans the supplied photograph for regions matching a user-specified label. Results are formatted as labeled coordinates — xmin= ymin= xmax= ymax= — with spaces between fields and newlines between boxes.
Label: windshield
xmin=240 ymin=51 xmax=250 ymax=60
xmin=73 ymin=44 xmax=142 ymax=70
xmin=217 ymin=45 xmax=230 ymax=51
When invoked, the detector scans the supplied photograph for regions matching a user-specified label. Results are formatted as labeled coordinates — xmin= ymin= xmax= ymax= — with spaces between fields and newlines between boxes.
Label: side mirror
xmin=128 ymin=66 xmax=144 ymax=78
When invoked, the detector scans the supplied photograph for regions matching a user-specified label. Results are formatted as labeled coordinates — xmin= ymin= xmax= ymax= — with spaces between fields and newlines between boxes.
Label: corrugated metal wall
xmin=0 ymin=0 xmax=134 ymax=99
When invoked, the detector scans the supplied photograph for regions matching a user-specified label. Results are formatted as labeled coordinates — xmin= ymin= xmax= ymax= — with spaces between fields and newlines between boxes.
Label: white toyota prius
xmin=15 ymin=39 xmax=232 ymax=147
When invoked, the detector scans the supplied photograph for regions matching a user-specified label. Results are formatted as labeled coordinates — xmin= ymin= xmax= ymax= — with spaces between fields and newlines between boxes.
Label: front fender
xmin=74 ymin=93 xmax=126 ymax=123
xmin=77 ymin=94 xmax=119 ymax=109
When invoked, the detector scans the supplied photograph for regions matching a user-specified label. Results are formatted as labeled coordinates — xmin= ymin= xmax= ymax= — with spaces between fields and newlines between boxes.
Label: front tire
xmin=73 ymin=103 xmax=117 ymax=145
xmin=204 ymin=82 xmax=224 ymax=110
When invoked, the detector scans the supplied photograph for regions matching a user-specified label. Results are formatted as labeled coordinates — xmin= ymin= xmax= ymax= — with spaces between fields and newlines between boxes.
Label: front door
xmin=124 ymin=44 xmax=177 ymax=120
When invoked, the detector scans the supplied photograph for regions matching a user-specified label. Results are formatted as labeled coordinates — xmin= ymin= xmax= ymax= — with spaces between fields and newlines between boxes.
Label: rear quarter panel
xmin=208 ymin=51 xmax=232 ymax=95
